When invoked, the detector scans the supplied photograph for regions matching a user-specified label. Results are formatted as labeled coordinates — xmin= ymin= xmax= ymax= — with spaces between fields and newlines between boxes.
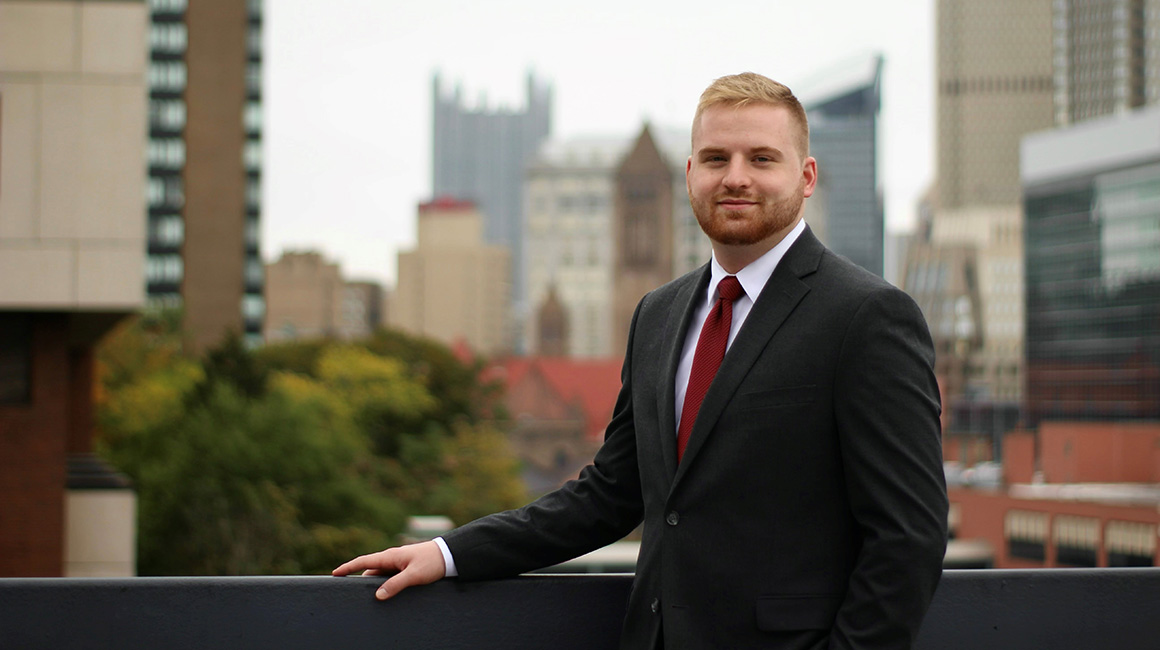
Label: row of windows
xmin=150 ymin=22 xmax=187 ymax=53
xmin=244 ymin=141 xmax=261 ymax=171
xmin=248 ymin=62 xmax=262 ymax=96
xmin=150 ymin=214 xmax=183 ymax=246
xmin=248 ymin=24 xmax=261 ymax=57
xmin=149 ymin=138 xmax=185 ymax=169
xmin=149 ymin=62 xmax=186 ymax=92
xmin=149 ymin=0 xmax=187 ymax=14
xmin=940 ymin=76 xmax=1053 ymax=95
xmin=245 ymin=216 xmax=260 ymax=249
xmin=243 ymin=294 xmax=265 ymax=321
xmin=1005 ymin=510 xmax=1156 ymax=567
xmin=147 ymin=258 xmax=264 ymax=295
xmin=147 ymin=254 xmax=183 ymax=283
xmin=151 ymin=99 xmax=258 ymax=136
xmin=247 ymin=177 xmax=261 ymax=209
xmin=150 ymin=99 xmax=185 ymax=132
xmin=148 ymin=177 xmax=183 ymax=209
xmin=244 ymin=101 xmax=261 ymax=134
xmin=146 ymin=293 xmax=182 ymax=311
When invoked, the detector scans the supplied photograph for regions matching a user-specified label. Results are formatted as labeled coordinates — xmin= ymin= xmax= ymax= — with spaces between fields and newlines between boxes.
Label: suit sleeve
xmin=829 ymin=286 xmax=948 ymax=649
xmin=441 ymin=301 xmax=647 ymax=579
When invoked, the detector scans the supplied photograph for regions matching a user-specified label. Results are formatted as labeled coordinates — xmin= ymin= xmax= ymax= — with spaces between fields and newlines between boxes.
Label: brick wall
xmin=0 ymin=314 xmax=71 ymax=576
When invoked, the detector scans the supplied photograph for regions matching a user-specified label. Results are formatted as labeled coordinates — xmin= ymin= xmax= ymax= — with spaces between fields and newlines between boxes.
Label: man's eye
xmin=754 ymin=156 xmax=772 ymax=163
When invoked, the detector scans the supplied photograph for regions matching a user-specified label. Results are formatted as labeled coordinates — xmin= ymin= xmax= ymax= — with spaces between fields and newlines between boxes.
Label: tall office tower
xmin=1052 ymin=0 xmax=1160 ymax=126
xmin=926 ymin=0 xmax=1055 ymax=420
xmin=147 ymin=0 xmax=264 ymax=351
xmin=1022 ymin=105 xmax=1160 ymax=426
xmin=0 ymin=0 xmax=146 ymax=577
xmin=392 ymin=198 xmax=511 ymax=356
xmin=432 ymin=72 xmax=552 ymax=348
xmin=797 ymin=54 xmax=885 ymax=276
xmin=524 ymin=136 xmax=629 ymax=357
xmin=937 ymin=0 xmax=1055 ymax=210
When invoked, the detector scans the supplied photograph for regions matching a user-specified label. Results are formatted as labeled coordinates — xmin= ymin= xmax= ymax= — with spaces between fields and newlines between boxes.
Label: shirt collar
xmin=707 ymin=218 xmax=806 ymax=301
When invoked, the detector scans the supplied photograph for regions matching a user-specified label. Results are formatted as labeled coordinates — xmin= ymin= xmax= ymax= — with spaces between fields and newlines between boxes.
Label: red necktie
xmin=677 ymin=275 xmax=744 ymax=462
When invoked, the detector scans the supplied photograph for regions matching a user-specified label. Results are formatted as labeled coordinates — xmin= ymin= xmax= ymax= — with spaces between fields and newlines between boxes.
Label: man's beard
xmin=692 ymin=182 xmax=804 ymax=246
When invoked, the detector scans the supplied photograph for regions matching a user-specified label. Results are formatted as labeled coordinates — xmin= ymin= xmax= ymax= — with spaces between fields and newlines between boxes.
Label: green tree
xmin=96 ymin=322 xmax=527 ymax=576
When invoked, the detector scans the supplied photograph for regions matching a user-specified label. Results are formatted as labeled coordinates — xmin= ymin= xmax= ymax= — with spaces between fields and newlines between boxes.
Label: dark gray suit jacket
xmin=445 ymin=227 xmax=948 ymax=649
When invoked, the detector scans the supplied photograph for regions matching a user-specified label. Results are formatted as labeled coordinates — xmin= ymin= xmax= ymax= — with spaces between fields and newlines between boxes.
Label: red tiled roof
xmin=484 ymin=356 xmax=623 ymax=440
xmin=530 ymin=357 xmax=623 ymax=440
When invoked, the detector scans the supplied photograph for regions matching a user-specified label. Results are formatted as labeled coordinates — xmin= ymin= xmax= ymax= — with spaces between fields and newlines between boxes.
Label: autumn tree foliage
xmin=96 ymin=315 xmax=524 ymax=576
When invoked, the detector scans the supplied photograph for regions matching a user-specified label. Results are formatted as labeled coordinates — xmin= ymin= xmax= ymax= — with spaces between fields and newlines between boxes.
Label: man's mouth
xmin=718 ymin=198 xmax=758 ymax=209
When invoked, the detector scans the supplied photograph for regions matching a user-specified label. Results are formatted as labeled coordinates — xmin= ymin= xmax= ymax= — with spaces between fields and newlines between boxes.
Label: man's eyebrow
xmin=694 ymin=145 xmax=785 ymax=157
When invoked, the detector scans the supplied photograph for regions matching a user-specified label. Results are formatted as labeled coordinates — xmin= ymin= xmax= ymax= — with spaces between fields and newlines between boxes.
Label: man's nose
xmin=722 ymin=159 xmax=751 ymax=190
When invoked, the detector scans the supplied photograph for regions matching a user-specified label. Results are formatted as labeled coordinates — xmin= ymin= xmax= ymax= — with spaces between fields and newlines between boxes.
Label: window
xmin=151 ymin=214 xmax=184 ymax=246
xmin=0 ymin=314 xmax=33 ymax=405
xmin=244 ymin=141 xmax=261 ymax=171
xmin=148 ymin=62 xmax=187 ymax=92
xmin=1005 ymin=510 xmax=1048 ymax=562
xmin=244 ymin=101 xmax=261 ymax=135
xmin=1106 ymin=521 xmax=1156 ymax=567
xmin=1053 ymin=515 xmax=1099 ymax=567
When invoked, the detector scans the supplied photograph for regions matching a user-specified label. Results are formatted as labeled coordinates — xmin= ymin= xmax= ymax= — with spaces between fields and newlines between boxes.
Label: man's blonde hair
xmin=693 ymin=72 xmax=810 ymax=157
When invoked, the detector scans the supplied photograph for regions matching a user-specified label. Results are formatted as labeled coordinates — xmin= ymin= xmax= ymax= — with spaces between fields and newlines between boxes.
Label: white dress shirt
xmin=673 ymin=219 xmax=805 ymax=432
xmin=439 ymin=219 xmax=808 ymax=578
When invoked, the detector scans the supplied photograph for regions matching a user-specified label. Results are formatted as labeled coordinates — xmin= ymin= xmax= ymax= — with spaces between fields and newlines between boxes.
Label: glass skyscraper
xmin=1022 ymin=105 xmax=1160 ymax=425
xmin=799 ymin=54 xmax=885 ymax=276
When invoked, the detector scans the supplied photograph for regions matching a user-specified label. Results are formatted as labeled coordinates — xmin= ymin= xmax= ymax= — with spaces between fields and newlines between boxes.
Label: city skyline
xmin=264 ymin=0 xmax=937 ymax=286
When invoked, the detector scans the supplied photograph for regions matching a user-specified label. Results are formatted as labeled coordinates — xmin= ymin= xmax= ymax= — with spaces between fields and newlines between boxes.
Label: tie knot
xmin=716 ymin=276 xmax=744 ymax=302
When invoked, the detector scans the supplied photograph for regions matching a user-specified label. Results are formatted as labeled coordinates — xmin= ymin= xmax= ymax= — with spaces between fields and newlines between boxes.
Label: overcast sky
xmin=264 ymin=0 xmax=936 ymax=286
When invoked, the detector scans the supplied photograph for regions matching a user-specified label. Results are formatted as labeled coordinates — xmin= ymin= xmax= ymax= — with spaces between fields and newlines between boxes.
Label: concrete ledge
xmin=1 ymin=569 xmax=1157 ymax=649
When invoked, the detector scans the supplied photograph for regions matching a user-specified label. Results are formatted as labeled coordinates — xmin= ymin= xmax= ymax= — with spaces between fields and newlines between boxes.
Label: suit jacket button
xmin=666 ymin=512 xmax=679 ymax=526
xmin=650 ymin=598 xmax=659 ymax=613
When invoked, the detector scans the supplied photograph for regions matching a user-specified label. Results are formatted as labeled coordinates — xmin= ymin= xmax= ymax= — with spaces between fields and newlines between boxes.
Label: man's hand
xmin=332 ymin=540 xmax=447 ymax=600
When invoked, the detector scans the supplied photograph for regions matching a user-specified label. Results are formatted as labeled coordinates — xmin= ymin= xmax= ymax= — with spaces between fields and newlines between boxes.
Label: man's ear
xmin=801 ymin=157 xmax=818 ymax=198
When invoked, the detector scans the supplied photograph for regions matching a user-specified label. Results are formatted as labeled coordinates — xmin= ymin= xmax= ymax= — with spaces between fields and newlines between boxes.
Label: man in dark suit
xmin=335 ymin=72 xmax=948 ymax=649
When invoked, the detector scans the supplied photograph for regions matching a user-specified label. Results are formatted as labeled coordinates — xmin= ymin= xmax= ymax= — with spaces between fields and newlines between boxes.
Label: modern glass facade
xmin=803 ymin=55 xmax=884 ymax=276
xmin=1024 ymin=161 xmax=1160 ymax=424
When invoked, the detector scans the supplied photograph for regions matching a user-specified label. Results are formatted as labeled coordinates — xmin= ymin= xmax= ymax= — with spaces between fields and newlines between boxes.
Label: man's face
xmin=687 ymin=103 xmax=816 ymax=248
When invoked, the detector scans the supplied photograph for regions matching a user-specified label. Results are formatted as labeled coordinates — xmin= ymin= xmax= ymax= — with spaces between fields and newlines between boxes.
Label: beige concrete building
xmin=264 ymin=252 xmax=342 ymax=342
xmin=392 ymin=199 xmax=510 ymax=356
xmin=926 ymin=0 xmax=1056 ymax=411
xmin=937 ymin=0 xmax=1055 ymax=210
xmin=0 ymin=0 xmax=146 ymax=577
xmin=264 ymin=251 xmax=385 ymax=342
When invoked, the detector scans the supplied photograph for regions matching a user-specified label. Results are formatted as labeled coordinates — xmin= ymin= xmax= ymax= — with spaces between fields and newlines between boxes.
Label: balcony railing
xmin=1 ymin=569 xmax=1157 ymax=649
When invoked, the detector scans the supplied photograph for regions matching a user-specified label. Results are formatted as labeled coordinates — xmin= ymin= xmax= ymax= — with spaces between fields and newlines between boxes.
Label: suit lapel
xmin=655 ymin=266 xmax=710 ymax=481
xmin=672 ymin=228 xmax=824 ymax=487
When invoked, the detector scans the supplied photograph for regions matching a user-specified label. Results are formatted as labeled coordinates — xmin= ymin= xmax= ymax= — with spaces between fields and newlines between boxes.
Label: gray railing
xmin=1 ymin=569 xmax=1157 ymax=649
